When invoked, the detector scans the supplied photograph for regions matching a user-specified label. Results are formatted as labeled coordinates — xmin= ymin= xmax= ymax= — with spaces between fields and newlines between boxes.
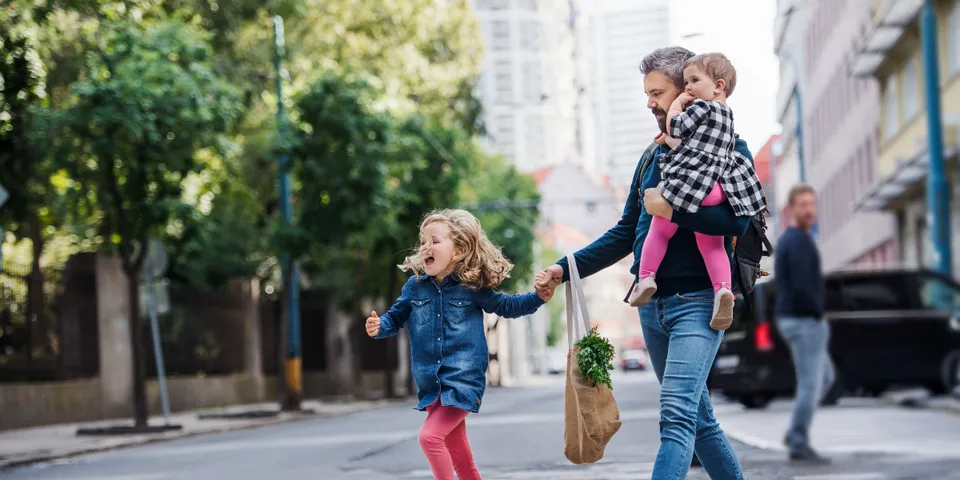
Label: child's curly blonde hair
xmin=400 ymin=209 xmax=514 ymax=289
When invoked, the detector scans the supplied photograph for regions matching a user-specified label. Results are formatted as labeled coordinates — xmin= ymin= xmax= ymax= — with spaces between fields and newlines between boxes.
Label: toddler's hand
xmin=676 ymin=92 xmax=696 ymax=107
xmin=365 ymin=311 xmax=380 ymax=337
xmin=654 ymin=132 xmax=667 ymax=145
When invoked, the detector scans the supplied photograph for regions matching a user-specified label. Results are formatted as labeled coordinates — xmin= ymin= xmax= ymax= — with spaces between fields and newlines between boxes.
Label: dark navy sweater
xmin=774 ymin=227 xmax=825 ymax=318
xmin=556 ymin=141 xmax=753 ymax=297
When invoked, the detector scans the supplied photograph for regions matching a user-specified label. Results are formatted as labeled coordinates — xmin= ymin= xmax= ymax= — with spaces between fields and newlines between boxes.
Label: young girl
xmin=629 ymin=52 xmax=766 ymax=331
xmin=365 ymin=209 xmax=551 ymax=480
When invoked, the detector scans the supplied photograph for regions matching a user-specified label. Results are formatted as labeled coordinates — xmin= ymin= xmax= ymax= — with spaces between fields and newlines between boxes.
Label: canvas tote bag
xmin=563 ymin=254 xmax=622 ymax=465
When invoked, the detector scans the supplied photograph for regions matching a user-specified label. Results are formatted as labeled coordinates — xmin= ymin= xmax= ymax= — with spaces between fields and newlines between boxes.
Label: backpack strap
xmin=635 ymin=143 xmax=661 ymax=190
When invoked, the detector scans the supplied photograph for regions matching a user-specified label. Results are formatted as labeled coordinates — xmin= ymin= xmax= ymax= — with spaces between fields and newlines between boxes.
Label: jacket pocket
xmin=411 ymin=298 xmax=434 ymax=325
xmin=447 ymin=298 xmax=473 ymax=324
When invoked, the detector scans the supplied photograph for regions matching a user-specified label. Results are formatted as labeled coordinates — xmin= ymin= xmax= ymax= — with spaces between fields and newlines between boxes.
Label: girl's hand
xmin=675 ymin=92 xmax=696 ymax=108
xmin=654 ymin=132 xmax=668 ymax=145
xmin=365 ymin=311 xmax=380 ymax=337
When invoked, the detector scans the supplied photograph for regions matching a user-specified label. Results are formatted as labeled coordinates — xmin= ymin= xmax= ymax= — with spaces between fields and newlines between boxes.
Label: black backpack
xmin=634 ymin=143 xmax=774 ymax=302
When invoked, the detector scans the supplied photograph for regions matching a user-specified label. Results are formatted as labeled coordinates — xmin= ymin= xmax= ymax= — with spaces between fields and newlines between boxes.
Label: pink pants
xmin=639 ymin=183 xmax=731 ymax=291
xmin=418 ymin=399 xmax=482 ymax=480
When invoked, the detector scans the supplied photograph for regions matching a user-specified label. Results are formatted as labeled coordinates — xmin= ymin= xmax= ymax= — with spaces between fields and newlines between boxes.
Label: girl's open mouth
xmin=425 ymin=256 xmax=435 ymax=268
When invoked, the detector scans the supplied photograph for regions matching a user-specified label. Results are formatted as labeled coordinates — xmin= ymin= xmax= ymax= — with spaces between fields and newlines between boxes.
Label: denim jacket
xmin=375 ymin=274 xmax=544 ymax=413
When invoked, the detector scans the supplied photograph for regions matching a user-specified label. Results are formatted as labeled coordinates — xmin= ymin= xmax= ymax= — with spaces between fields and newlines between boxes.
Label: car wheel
xmin=936 ymin=350 xmax=960 ymax=395
xmin=739 ymin=394 xmax=773 ymax=409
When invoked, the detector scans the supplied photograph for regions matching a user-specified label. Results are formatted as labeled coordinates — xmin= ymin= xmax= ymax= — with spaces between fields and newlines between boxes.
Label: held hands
xmin=365 ymin=311 xmax=380 ymax=338
xmin=535 ymin=264 xmax=564 ymax=301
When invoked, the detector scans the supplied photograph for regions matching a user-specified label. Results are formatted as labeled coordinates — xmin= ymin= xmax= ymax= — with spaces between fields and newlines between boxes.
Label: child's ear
xmin=715 ymin=79 xmax=726 ymax=96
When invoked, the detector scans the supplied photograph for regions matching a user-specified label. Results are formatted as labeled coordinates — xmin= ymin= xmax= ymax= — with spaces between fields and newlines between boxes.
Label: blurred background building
xmin=773 ymin=0 xmax=899 ymax=272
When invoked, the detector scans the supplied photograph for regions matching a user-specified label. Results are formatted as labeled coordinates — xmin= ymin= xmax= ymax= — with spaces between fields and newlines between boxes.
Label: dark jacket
xmin=556 ymin=140 xmax=753 ymax=297
xmin=774 ymin=227 xmax=825 ymax=318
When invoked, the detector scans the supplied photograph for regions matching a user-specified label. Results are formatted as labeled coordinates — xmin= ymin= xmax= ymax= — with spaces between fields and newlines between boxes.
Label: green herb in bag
xmin=575 ymin=327 xmax=616 ymax=390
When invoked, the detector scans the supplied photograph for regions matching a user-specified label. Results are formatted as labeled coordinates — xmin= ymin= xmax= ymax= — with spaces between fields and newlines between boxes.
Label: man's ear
xmin=715 ymin=79 xmax=727 ymax=96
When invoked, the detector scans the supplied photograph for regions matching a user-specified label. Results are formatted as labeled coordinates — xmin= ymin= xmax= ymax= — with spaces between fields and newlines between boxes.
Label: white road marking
xmin=793 ymin=474 xmax=887 ymax=480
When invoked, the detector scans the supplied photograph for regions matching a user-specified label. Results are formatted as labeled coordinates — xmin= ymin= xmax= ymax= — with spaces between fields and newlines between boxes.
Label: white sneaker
xmin=628 ymin=276 xmax=658 ymax=307
xmin=710 ymin=285 xmax=735 ymax=331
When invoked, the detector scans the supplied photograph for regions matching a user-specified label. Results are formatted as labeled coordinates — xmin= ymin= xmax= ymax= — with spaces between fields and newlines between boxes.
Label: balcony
xmin=852 ymin=0 xmax=924 ymax=77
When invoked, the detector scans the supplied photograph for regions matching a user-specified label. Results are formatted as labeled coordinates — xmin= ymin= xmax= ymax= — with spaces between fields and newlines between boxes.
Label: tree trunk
xmin=125 ymin=264 xmax=149 ymax=427
xmin=25 ymin=220 xmax=44 ymax=363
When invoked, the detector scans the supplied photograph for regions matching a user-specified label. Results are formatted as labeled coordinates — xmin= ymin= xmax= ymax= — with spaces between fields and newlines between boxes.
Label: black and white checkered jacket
xmin=660 ymin=99 xmax=767 ymax=216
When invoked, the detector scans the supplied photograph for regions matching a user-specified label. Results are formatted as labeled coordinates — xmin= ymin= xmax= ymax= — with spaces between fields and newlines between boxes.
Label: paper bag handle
xmin=565 ymin=254 xmax=592 ymax=349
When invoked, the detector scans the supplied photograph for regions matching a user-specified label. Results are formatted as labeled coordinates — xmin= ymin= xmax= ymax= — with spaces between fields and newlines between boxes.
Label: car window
xmin=840 ymin=276 xmax=911 ymax=311
xmin=916 ymin=274 xmax=960 ymax=311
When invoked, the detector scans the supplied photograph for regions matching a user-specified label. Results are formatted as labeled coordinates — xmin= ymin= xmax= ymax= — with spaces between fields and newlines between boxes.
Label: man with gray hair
xmin=536 ymin=46 xmax=751 ymax=479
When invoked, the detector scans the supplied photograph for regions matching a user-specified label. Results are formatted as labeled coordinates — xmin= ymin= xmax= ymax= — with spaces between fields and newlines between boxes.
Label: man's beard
xmin=652 ymin=108 xmax=667 ymax=133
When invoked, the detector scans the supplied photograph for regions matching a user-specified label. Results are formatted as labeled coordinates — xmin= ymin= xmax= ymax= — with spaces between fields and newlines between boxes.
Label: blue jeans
xmin=640 ymin=289 xmax=744 ymax=480
xmin=776 ymin=316 xmax=835 ymax=452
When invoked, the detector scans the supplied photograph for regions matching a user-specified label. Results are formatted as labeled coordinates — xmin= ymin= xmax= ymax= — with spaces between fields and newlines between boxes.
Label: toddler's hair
xmin=400 ymin=209 xmax=514 ymax=289
xmin=685 ymin=53 xmax=737 ymax=97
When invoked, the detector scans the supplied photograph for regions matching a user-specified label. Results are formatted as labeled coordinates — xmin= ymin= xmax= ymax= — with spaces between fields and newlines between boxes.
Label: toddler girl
xmin=630 ymin=53 xmax=766 ymax=331
xmin=366 ymin=209 xmax=551 ymax=480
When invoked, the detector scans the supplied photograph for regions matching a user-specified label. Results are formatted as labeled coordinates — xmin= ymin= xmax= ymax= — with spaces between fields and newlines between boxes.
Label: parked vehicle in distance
xmin=620 ymin=347 xmax=648 ymax=371
xmin=709 ymin=268 xmax=960 ymax=409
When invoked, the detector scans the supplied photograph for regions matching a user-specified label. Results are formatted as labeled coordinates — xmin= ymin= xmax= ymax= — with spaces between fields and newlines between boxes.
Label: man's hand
xmin=643 ymin=187 xmax=674 ymax=220
xmin=365 ymin=311 xmax=381 ymax=337
xmin=535 ymin=265 xmax=563 ymax=300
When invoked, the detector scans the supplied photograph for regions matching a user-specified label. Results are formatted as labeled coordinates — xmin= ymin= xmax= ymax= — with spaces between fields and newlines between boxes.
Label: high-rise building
xmin=773 ymin=0 xmax=898 ymax=270
xmin=471 ymin=0 xmax=591 ymax=173
xmin=589 ymin=0 xmax=670 ymax=186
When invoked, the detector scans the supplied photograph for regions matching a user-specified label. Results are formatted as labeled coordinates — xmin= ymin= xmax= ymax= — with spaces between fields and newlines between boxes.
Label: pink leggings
xmin=638 ymin=183 xmax=731 ymax=291
xmin=418 ymin=399 xmax=482 ymax=480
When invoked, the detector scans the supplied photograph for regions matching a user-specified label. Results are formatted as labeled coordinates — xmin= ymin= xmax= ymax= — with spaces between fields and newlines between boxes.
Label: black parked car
xmin=709 ymin=268 xmax=960 ymax=409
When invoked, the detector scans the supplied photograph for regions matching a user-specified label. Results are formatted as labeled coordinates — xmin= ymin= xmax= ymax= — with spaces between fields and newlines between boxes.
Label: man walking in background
xmin=775 ymin=184 xmax=835 ymax=464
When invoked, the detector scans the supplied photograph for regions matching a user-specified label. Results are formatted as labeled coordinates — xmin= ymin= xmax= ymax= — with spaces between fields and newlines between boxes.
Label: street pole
xmin=144 ymin=255 xmax=171 ymax=425
xmin=274 ymin=15 xmax=302 ymax=410
xmin=921 ymin=0 xmax=952 ymax=276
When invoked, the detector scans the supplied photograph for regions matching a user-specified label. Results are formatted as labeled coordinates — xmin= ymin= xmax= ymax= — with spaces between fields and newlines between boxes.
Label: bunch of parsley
xmin=575 ymin=327 xmax=616 ymax=390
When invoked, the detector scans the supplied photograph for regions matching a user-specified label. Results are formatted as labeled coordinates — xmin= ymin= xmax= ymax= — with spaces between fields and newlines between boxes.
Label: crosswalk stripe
xmin=793 ymin=473 xmax=888 ymax=480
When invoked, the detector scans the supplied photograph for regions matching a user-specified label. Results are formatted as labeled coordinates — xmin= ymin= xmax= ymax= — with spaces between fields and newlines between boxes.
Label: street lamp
xmin=273 ymin=15 xmax=302 ymax=411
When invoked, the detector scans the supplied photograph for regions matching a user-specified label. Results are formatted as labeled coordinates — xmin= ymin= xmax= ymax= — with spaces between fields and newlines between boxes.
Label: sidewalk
xmin=884 ymin=387 xmax=960 ymax=415
xmin=0 ymin=398 xmax=407 ymax=470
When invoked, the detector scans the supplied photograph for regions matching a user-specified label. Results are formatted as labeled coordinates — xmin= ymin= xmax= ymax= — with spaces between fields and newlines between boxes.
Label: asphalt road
xmin=4 ymin=371 xmax=960 ymax=479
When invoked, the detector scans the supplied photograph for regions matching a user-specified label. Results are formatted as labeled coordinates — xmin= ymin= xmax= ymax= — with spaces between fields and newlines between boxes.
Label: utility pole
xmin=274 ymin=15 xmax=302 ymax=410
xmin=920 ymin=0 xmax=951 ymax=276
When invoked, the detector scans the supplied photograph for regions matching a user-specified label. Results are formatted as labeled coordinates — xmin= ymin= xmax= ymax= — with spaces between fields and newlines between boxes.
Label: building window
xmin=883 ymin=74 xmax=899 ymax=141
xmin=901 ymin=58 xmax=919 ymax=122
xmin=517 ymin=0 xmax=537 ymax=10
xmin=494 ymin=60 xmax=513 ymax=104
xmin=491 ymin=20 xmax=510 ymax=51
xmin=522 ymin=60 xmax=541 ymax=103
xmin=524 ymin=113 xmax=545 ymax=161
xmin=494 ymin=114 xmax=515 ymax=157
xmin=520 ymin=21 xmax=539 ymax=51
xmin=950 ymin=0 xmax=960 ymax=75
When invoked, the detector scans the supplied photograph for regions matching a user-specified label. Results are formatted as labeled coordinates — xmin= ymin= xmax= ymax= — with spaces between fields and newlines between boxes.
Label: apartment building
xmin=852 ymin=0 xmax=960 ymax=274
xmin=773 ymin=0 xmax=898 ymax=271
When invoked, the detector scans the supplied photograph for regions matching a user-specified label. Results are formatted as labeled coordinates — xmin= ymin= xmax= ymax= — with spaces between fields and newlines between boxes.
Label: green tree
xmin=59 ymin=18 xmax=241 ymax=426
xmin=458 ymin=152 xmax=541 ymax=293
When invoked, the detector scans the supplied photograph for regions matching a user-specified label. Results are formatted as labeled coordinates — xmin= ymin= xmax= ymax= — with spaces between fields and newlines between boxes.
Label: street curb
xmin=0 ymin=398 xmax=408 ymax=471
xmin=883 ymin=392 xmax=960 ymax=416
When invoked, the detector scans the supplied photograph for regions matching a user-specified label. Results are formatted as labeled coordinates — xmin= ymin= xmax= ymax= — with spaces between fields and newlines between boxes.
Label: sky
xmin=668 ymin=0 xmax=781 ymax=155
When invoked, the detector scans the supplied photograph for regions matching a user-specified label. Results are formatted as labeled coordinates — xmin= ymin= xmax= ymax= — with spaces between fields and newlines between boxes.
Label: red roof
xmin=531 ymin=167 xmax=554 ymax=185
